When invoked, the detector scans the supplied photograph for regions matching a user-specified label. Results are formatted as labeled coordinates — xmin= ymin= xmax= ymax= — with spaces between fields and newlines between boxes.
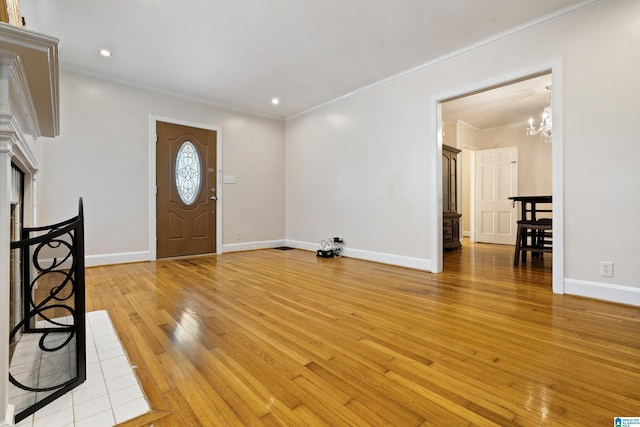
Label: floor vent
xmin=273 ymin=246 xmax=295 ymax=250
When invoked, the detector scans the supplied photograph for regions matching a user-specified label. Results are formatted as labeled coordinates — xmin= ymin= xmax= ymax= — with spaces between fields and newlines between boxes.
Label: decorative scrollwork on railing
xmin=8 ymin=198 xmax=86 ymax=423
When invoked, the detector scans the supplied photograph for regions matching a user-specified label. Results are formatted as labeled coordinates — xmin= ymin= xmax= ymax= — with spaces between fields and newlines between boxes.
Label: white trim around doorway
xmin=148 ymin=115 xmax=223 ymax=261
xmin=429 ymin=58 xmax=564 ymax=295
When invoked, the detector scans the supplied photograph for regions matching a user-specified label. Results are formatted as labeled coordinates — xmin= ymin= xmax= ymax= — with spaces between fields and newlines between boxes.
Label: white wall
xmin=285 ymin=0 xmax=640 ymax=304
xmin=474 ymin=124 xmax=552 ymax=196
xmin=286 ymin=78 xmax=433 ymax=269
xmin=456 ymin=123 xmax=553 ymax=235
xmin=37 ymin=70 xmax=286 ymax=265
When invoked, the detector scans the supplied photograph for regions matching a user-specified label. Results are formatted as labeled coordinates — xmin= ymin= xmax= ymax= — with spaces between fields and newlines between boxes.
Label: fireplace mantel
xmin=0 ymin=22 xmax=58 ymax=427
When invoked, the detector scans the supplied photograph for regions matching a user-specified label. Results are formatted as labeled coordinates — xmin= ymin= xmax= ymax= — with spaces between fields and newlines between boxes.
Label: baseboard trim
xmin=83 ymin=247 xmax=639 ymax=307
xmin=222 ymin=240 xmax=287 ymax=253
xmin=564 ymin=279 xmax=640 ymax=307
xmin=84 ymin=241 xmax=290 ymax=266
xmin=285 ymin=240 xmax=432 ymax=271
xmin=82 ymin=240 xmax=431 ymax=271
xmin=85 ymin=251 xmax=151 ymax=267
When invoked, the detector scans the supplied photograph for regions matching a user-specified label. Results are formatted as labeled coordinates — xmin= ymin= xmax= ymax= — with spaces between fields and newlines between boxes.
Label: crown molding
xmin=287 ymin=0 xmax=604 ymax=121
xmin=60 ymin=64 xmax=285 ymax=122
xmin=0 ymin=22 xmax=60 ymax=137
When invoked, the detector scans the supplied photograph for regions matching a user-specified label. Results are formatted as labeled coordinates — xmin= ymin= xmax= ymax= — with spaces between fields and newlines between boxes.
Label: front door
xmin=156 ymin=121 xmax=217 ymax=258
xmin=475 ymin=146 xmax=518 ymax=245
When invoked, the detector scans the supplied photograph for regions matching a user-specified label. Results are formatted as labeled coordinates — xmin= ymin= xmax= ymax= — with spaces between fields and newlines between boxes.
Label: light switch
xmin=223 ymin=175 xmax=236 ymax=184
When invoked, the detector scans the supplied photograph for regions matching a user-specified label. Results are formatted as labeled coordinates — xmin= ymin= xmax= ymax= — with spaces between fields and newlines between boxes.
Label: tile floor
xmin=10 ymin=311 xmax=150 ymax=427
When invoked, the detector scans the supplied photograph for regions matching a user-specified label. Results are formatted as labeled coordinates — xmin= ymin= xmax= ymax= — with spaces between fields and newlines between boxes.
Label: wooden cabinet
xmin=443 ymin=145 xmax=461 ymax=250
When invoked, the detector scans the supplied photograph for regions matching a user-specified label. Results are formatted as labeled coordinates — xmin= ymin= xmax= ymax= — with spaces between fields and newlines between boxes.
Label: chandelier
xmin=526 ymin=86 xmax=552 ymax=143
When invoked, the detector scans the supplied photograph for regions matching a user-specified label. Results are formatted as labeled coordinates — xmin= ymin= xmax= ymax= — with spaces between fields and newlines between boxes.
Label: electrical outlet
xmin=234 ymin=232 xmax=240 ymax=241
xmin=600 ymin=261 xmax=613 ymax=277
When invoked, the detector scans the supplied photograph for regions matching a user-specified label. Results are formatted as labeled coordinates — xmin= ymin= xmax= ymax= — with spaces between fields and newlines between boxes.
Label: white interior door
xmin=475 ymin=147 xmax=518 ymax=244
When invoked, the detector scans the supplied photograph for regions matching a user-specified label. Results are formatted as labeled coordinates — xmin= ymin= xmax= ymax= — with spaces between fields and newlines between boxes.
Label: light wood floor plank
xmin=86 ymin=240 xmax=640 ymax=426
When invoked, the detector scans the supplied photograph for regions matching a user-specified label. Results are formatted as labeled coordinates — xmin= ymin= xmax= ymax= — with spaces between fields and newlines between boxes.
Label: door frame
xmin=149 ymin=115 xmax=223 ymax=260
xmin=430 ymin=59 xmax=564 ymax=295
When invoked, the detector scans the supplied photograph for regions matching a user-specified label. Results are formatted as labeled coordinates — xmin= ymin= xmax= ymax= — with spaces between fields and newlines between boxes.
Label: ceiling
xmin=20 ymin=0 xmax=582 ymax=120
xmin=442 ymin=73 xmax=553 ymax=130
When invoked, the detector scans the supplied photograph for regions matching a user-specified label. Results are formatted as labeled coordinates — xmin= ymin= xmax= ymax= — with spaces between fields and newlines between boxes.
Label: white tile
xmin=86 ymin=361 xmax=102 ymax=376
xmin=10 ymin=359 xmax=40 ymax=375
xmin=93 ymin=329 xmax=118 ymax=341
xmin=10 ymin=392 xmax=36 ymax=412
xmin=34 ymin=390 xmax=55 ymax=405
xmin=102 ymin=363 xmax=133 ymax=381
xmin=83 ymin=371 xmax=105 ymax=387
xmin=87 ymin=310 xmax=111 ymax=326
xmin=42 ymin=334 xmax=72 ymax=347
xmin=88 ymin=311 xmax=110 ymax=323
xmin=97 ymin=346 xmax=125 ymax=361
xmin=72 ymin=381 xmax=108 ymax=405
xmin=93 ymin=325 xmax=116 ymax=336
xmin=13 ymin=311 xmax=149 ymax=427
xmin=105 ymin=373 xmax=138 ymax=394
xmin=37 ymin=372 xmax=74 ymax=390
xmin=9 ymin=382 xmax=33 ymax=398
xmin=88 ymin=310 xmax=109 ymax=320
xmin=91 ymin=330 xmax=115 ymax=342
xmin=108 ymin=383 xmax=145 ymax=407
xmin=99 ymin=355 xmax=129 ymax=371
xmin=95 ymin=339 xmax=121 ymax=353
xmin=94 ymin=333 xmax=119 ymax=345
xmin=73 ymin=409 xmax=116 ymax=427
xmin=38 ymin=362 xmax=72 ymax=378
xmin=91 ymin=320 xmax=115 ymax=331
xmin=73 ymin=394 xmax=111 ymax=422
xmin=32 ymin=407 xmax=74 ymax=427
xmin=11 ymin=370 xmax=38 ymax=386
xmin=33 ymin=392 xmax=73 ymax=418
xmin=86 ymin=347 xmax=99 ymax=364
xmin=90 ymin=325 xmax=115 ymax=339
xmin=113 ymin=397 xmax=149 ymax=424
xmin=39 ymin=352 xmax=70 ymax=364
xmin=13 ymin=334 xmax=39 ymax=346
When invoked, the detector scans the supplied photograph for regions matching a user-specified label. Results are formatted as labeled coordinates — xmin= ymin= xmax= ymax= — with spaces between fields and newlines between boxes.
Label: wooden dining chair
xmin=513 ymin=218 xmax=552 ymax=266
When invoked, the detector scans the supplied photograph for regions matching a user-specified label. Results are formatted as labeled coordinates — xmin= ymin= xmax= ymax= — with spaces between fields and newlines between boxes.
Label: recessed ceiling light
xmin=271 ymin=98 xmax=279 ymax=105
xmin=99 ymin=49 xmax=112 ymax=57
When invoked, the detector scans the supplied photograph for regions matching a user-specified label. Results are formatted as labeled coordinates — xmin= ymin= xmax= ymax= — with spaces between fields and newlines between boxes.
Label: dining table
xmin=508 ymin=195 xmax=552 ymax=221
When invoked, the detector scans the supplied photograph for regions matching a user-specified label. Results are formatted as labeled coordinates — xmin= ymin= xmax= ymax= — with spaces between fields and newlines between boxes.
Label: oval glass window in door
xmin=175 ymin=141 xmax=202 ymax=205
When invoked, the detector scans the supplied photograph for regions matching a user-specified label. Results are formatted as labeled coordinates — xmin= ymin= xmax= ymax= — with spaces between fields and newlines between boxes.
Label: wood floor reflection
xmin=85 ymin=241 xmax=639 ymax=426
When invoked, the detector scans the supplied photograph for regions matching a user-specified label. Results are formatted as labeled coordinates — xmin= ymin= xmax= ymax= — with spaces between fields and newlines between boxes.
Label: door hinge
xmin=155 ymin=134 xmax=158 ymax=143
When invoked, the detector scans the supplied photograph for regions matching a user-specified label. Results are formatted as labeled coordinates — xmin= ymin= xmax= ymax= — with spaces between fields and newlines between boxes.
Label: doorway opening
xmin=432 ymin=63 xmax=564 ymax=294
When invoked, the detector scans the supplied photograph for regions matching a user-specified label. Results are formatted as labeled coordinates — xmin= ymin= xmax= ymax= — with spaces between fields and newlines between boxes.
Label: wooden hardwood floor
xmin=85 ymin=241 xmax=640 ymax=426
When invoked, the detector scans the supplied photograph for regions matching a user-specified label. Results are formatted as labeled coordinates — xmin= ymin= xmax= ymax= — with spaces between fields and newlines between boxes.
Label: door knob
xmin=211 ymin=196 xmax=217 ymax=201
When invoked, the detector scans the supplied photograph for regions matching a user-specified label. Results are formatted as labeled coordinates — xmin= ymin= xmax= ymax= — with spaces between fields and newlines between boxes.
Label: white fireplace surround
xmin=0 ymin=23 xmax=59 ymax=426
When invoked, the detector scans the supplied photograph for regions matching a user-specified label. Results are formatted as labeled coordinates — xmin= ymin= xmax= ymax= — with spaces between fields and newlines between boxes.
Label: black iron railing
xmin=9 ymin=198 xmax=86 ymax=423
